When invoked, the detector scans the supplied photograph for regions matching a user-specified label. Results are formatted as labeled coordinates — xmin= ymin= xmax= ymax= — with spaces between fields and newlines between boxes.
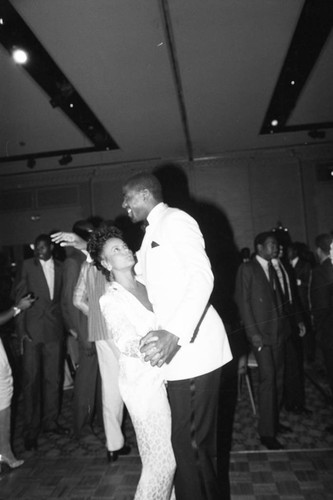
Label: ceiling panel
xmin=0 ymin=0 xmax=332 ymax=173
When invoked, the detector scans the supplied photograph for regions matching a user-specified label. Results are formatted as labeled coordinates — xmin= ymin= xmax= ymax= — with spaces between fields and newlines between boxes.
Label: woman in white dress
xmin=0 ymin=294 xmax=35 ymax=469
xmin=88 ymin=226 xmax=175 ymax=500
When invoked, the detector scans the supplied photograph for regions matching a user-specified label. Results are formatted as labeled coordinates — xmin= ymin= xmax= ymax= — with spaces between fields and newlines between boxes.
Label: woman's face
xmin=101 ymin=237 xmax=135 ymax=273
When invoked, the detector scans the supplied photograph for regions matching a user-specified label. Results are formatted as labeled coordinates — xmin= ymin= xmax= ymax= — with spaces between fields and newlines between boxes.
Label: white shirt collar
xmin=146 ymin=202 xmax=168 ymax=226
xmin=256 ymin=254 xmax=269 ymax=269
xmin=40 ymin=257 xmax=54 ymax=266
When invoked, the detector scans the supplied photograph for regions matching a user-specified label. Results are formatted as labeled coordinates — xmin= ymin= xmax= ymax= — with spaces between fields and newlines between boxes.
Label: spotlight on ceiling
xmin=308 ymin=129 xmax=326 ymax=139
xmin=58 ymin=154 xmax=72 ymax=166
xmin=27 ymin=157 xmax=36 ymax=169
xmin=12 ymin=48 xmax=28 ymax=64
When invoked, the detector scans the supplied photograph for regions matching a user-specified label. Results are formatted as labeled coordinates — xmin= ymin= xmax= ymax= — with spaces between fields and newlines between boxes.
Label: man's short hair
xmin=124 ymin=173 xmax=163 ymax=202
xmin=315 ymin=233 xmax=333 ymax=254
xmin=254 ymin=231 xmax=276 ymax=252
xmin=72 ymin=220 xmax=94 ymax=242
xmin=35 ymin=234 xmax=52 ymax=246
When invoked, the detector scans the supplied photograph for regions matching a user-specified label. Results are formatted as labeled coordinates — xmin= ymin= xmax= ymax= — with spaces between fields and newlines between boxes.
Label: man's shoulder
xmin=240 ymin=259 xmax=260 ymax=271
xmin=22 ymin=257 xmax=38 ymax=270
xmin=54 ymin=258 xmax=64 ymax=270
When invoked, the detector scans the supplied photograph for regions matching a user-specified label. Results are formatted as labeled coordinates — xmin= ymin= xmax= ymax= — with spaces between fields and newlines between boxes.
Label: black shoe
xmin=278 ymin=423 xmax=292 ymax=434
xmin=106 ymin=444 xmax=131 ymax=463
xmin=260 ymin=436 xmax=284 ymax=450
xmin=287 ymin=405 xmax=312 ymax=416
xmin=24 ymin=437 xmax=38 ymax=451
xmin=43 ymin=423 xmax=70 ymax=435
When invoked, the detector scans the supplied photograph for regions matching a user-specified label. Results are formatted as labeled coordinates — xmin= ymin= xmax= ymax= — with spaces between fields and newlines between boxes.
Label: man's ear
xmin=141 ymin=188 xmax=150 ymax=201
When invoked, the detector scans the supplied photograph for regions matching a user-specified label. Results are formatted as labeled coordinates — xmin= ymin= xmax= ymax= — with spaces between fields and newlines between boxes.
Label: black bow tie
xmin=141 ymin=220 xmax=149 ymax=232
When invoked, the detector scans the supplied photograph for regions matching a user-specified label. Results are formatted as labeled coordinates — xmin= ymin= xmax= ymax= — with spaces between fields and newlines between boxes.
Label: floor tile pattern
xmin=1 ymin=360 xmax=333 ymax=499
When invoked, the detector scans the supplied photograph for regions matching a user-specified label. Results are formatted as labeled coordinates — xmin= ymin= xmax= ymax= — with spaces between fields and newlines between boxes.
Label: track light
xmin=27 ymin=157 xmax=36 ymax=169
xmin=58 ymin=154 xmax=72 ymax=165
xmin=308 ymin=129 xmax=326 ymax=139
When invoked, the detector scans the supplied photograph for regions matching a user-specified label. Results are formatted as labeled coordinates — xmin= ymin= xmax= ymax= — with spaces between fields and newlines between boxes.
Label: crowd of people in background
xmin=0 ymin=171 xmax=333 ymax=499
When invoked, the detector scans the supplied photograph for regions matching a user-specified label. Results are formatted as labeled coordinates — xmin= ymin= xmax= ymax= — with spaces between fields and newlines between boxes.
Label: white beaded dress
xmin=0 ymin=338 xmax=13 ymax=411
xmin=100 ymin=281 xmax=175 ymax=500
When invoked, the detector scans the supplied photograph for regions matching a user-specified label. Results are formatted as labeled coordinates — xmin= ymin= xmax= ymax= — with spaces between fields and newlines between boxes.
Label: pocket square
xmin=151 ymin=241 xmax=160 ymax=248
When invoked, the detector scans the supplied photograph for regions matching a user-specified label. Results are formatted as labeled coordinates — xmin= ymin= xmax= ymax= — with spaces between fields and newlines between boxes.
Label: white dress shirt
xmin=40 ymin=258 xmax=55 ymax=300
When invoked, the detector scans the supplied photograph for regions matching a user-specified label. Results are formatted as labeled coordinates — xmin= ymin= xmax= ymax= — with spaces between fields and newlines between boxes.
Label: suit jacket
xmin=235 ymin=258 xmax=281 ymax=347
xmin=61 ymin=249 xmax=88 ymax=342
xmin=311 ymin=258 xmax=333 ymax=348
xmin=135 ymin=202 xmax=232 ymax=381
xmin=293 ymin=258 xmax=312 ymax=312
xmin=16 ymin=257 xmax=64 ymax=343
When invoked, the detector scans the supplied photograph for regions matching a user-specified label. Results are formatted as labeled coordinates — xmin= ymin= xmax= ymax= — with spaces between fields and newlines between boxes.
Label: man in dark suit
xmin=16 ymin=234 xmax=68 ymax=450
xmin=287 ymin=242 xmax=315 ymax=363
xmin=235 ymin=232 xmax=297 ymax=450
xmin=311 ymin=233 xmax=333 ymax=416
xmin=61 ymin=220 xmax=102 ymax=443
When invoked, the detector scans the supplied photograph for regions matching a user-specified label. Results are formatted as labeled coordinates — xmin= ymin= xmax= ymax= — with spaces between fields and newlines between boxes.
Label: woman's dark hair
xmin=87 ymin=225 xmax=123 ymax=281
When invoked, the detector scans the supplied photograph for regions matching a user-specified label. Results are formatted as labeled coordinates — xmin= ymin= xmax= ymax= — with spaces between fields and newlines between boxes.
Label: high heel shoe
xmin=0 ymin=454 xmax=24 ymax=469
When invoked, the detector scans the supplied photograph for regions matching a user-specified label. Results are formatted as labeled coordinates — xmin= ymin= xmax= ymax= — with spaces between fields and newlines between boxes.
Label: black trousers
xmin=167 ymin=367 xmax=221 ymax=500
xmin=73 ymin=342 xmax=101 ymax=437
xmin=254 ymin=336 xmax=285 ymax=438
xmin=284 ymin=333 xmax=305 ymax=409
xmin=22 ymin=338 xmax=63 ymax=439
xmin=217 ymin=358 xmax=238 ymax=500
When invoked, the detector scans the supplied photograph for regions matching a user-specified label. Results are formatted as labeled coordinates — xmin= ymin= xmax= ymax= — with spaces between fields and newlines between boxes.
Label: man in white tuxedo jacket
xmin=122 ymin=173 xmax=232 ymax=500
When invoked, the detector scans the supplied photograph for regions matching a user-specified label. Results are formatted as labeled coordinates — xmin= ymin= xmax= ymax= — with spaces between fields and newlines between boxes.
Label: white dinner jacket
xmin=135 ymin=203 xmax=232 ymax=381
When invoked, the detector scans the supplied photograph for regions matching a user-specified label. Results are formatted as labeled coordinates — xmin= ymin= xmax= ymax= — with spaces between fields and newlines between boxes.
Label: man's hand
xmin=22 ymin=331 xmax=32 ymax=343
xmin=251 ymin=334 xmax=263 ymax=351
xmin=298 ymin=322 xmax=306 ymax=338
xmin=140 ymin=330 xmax=180 ymax=367
xmin=51 ymin=232 xmax=87 ymax=250
xmin=80 ymin=340 xmax=96 ymax=357
xmin=17 ymin=294 xmax=36 ymax=311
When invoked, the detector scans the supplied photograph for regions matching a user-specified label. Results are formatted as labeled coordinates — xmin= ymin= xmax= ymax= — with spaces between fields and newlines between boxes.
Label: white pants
xmin=0 ymin=339 xmax=13 ymax=411
xmin=95 ymin=339 xmax=124 ymax=451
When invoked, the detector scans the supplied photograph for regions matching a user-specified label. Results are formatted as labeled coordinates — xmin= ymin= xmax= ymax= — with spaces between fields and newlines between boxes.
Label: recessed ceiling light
xmin=271 ymin=119 xmax=279 ymax=127
xmin=12 ymin=48 xmax=28 ymax=64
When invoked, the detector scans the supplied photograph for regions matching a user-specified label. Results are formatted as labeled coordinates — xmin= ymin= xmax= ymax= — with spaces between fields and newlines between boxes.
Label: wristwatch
xmin=12 ymin=306 xmax=21 ymax=317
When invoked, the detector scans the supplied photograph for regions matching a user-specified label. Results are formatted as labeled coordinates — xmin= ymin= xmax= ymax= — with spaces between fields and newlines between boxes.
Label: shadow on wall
xmin=153 ymin=163 xmax=240 ymax=329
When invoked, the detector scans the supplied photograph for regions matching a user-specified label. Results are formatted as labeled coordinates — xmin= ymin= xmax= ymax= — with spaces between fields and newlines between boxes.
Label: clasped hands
xmin=140 ymin=330 xmax=180 ymax=368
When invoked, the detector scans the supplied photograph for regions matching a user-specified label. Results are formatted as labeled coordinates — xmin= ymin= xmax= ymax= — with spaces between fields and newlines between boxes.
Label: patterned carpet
xmin=7 ymin=357 xmax=333 ymax=459
xmin=1 ymin=357 xmax=333 ymax=499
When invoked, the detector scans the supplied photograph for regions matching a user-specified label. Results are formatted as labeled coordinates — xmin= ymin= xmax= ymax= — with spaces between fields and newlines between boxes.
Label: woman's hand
xmin=51 ymin=232 xmax=87 ymax=250
xmin=140 ymin=330 xmax=180 ymax=367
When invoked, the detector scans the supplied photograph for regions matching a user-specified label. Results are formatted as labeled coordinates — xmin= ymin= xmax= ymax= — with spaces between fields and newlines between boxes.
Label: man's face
xmin=122 ymin=185 xmax=149 ymax=223
xmin=330 ymin=241 xmax=333 ymax=263
xmin=258 ymin=237 xmax=279 ymax=261
xmin=35 ymin=240 xmax=53 ymax=261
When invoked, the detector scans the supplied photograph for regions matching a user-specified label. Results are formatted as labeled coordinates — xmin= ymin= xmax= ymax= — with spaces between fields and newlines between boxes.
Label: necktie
xmin=141 ymin=219 xmax=149 ymax=232
xmin=268 ymin=261 xmax=284 ymax=312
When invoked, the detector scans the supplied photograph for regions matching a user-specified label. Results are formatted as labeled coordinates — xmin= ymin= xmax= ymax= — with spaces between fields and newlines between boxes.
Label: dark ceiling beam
xmin=260 ymin=0 xmax=333 ymax=135
xmin=160 ymin=0 xmax=193 ymax=161
xmin=0 ymin=146 xmax=106 ymax=164
xmin=0 ymin=0 xmax=119 ymax=161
